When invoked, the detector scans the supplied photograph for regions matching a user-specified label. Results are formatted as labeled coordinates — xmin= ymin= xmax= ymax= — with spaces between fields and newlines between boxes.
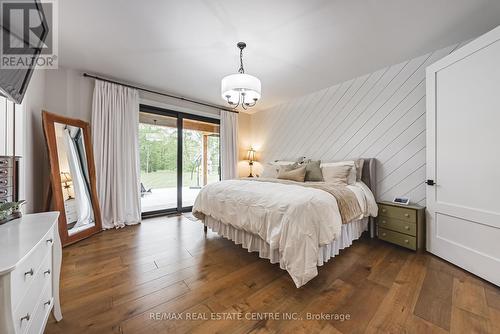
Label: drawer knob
xmin=0 ymin=160 xmax=7 ymax=165
xmin=0 ymin=180 xmax=7 ymax=185
xmin=44 ymin=269 xmax=51 ymax=276
xmin=20 ymin=313 xmax=30 ymax=322
xmin=0 ymin=189 xmax=7 ymax=195
xmin=46 ymin=238 xmax=54 ymax=244
xmin=404 ymin=239 xmax=409 ymax=243
xmin=405 ymin=226 xmax=410 ymax=230
xmin=382 ymin=209 xmax=387 ymax=213
xmin=24 ymin=268 xmax=34 ymax=277
xmin=0 ymin=170 xmax=7 ymax=175
xmin=44 ymin=300 xmax=51 ymax=307
xmin=404 ymin=213 xmax=410 ymax=218
xmin=381 ymin=220 xmax=386 ymax=224
xmin=382 ymin=233 xmax=386 ymax=236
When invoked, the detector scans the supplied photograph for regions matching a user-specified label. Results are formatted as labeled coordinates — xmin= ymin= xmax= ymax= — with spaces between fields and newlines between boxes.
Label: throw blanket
xmin=247 ymin=178 xmax=363 ymax=224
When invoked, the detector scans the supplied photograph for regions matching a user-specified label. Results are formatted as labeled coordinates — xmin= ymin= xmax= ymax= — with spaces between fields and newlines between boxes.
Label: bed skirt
xmin=203 ymin=216 xmax=368 ymax=268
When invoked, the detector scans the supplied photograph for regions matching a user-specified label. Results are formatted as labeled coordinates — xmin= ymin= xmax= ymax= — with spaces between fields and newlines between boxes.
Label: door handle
xmin=425 ymin=179 xmax=435 ymax=186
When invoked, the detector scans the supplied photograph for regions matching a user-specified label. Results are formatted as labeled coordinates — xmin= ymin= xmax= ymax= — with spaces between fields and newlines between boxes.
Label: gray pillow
xmin=303 ymin=160 xmax=323 ymax=181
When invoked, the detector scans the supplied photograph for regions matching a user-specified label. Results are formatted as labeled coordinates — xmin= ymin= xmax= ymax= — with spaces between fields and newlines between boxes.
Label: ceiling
xmin=59 ymin=0 xmax=500 ymax=112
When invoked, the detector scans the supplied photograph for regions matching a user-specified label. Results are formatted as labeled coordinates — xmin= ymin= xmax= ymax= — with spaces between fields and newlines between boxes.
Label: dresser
xmin=0 ymin=212 xmax=62 ymax=334
xmin=377 ymin=201 xmax=425 ymax=251
xmin=0 ymin=156 xmax=21 ymax=204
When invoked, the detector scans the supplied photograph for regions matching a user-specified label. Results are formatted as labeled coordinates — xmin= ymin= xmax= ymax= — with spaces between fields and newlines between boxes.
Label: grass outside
xmin=141 ymin=170 xmax=220 ymax=189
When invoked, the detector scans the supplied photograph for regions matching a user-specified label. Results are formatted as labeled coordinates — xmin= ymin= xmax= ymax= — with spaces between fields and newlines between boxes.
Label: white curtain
xmin=91 ymin=80 xmax=141 ymax=229
xmin=220 ymin=110 xmax=238 ymax=180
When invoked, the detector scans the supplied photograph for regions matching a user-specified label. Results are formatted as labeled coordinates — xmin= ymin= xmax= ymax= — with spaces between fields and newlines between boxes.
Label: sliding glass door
xmin=139 ymin=112 xmax=178 ymax=213
xmin=182 ymin=119 xmax=220 ymax=207
xmin=139 ymin=105 xmax=220 ymax=216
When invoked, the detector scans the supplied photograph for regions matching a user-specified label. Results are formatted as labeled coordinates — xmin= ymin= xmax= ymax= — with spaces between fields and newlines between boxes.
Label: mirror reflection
xmin=54 ymin=122 xmax=95 ymax=236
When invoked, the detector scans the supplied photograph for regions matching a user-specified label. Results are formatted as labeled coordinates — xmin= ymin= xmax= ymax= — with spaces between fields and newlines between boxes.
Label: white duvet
xmin=192 ymin=179 xmax=378 ymax=287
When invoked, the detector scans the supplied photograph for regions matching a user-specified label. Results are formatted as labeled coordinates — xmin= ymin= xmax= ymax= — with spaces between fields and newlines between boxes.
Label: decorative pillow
xmin=355 ymin=158 xmax=364 ymax=181
xmin=273 ymin=160 xmax=296 ymax=166
xmin=261 ymin=163 xmax=280 ymax=178
xmin=277 ymin=165 xmax=307 ymax=182
xmin=302 ymin=160 xmax=323 ymax=181
xmin=321 ymin=165 xmax=352 ymax=185
xmin=321 ymin=161 xmax=356 ymax=185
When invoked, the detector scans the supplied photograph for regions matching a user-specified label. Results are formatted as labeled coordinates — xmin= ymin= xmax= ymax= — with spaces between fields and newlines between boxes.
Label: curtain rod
xmin=82 ymin=73 xmax=239 ymax=114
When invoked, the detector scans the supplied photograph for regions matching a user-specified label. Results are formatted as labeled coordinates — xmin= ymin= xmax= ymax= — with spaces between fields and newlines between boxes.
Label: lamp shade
xmin=221 ymin=73 xmax=261 ymax=105
xmin=60 ymin=172 xmax=72 ymax=183
xmin=246 ymin=148 xmax=256 ymax=162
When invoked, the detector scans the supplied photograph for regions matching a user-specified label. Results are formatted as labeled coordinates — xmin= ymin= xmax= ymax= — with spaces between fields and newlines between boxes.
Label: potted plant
xmin=0 ymin=200 xmax=26 ymax=225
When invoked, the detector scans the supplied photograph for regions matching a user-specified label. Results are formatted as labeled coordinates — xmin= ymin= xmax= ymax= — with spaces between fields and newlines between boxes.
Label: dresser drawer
xmin=13 ymin=251 xmax=53 ymax=334
xmin=0 ymin=196 xmax=12 ymax=204
xmin=0 ymin=186 xmax=12 ymax=198
xmin=0 ymin=176 xmax=12 ymax=187
xmin=378 ymin=217 xmax=417 ymax=236
xmin=378 ymin=228 xmax=417 ymax=250
xmin=11 ymin=227 xmax=55 ymax=311
xmin=27 ymin=282 xmax=53 ymax=334
xmin=0 ymin=157 xmax=12 ymax=168
xmin=379 ymin=204 xmax=416 ymax=223
xmin=0 ymin=167 xmax=11 ymax=178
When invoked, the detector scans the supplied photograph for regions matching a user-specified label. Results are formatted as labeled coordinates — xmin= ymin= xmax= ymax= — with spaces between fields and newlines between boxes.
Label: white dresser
xmin=0 ymin=212 xmax=62 ymax=334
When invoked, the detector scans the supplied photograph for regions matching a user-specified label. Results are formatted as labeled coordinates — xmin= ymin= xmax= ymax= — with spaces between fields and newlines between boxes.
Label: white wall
xmin=22 ymin=69 xmax=47 ymax=213
xmin=251 ymin=42 xmax=469 ymax=205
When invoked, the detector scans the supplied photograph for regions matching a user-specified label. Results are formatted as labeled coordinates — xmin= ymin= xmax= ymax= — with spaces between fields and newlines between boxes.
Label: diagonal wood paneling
xmin=252 ymin=42 xmax=468 ymax=205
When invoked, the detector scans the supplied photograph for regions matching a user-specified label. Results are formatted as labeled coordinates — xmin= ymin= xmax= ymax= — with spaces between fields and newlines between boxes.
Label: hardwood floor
xmin=45 ymin=214 xmax=500 ymax=334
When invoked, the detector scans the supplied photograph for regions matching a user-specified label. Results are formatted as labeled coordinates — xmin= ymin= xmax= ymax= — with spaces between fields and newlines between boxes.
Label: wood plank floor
xmin=45 ymin=214 xmax=500 ymax=334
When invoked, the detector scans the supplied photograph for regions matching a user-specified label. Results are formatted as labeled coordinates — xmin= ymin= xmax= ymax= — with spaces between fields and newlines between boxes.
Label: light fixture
xmin=246 ymin=148 xmax=256 ymax=177
xmin=221 ymin=42 xmax=261 ymax=110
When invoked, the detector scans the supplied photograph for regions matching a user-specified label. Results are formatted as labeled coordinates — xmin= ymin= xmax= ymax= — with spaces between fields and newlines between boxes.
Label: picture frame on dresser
xmin=42 ymin=111 xmax=103 ymax=247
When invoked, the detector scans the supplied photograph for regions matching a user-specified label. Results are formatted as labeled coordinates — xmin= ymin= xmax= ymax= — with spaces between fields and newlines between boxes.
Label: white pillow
xmin=321 ymin=164 xmax=352 ymax=185
xmin=272 ymin=160 xmax=296 ymax=165
xmin=321 ymin=161 xmax=356 ymax=185
xmin=261 ymin=163 xmax=280 ymax=178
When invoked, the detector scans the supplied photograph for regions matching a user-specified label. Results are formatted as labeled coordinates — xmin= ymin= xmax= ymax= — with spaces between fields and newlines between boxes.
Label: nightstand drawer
xmin=379 ymin=204 xmax=416 ymax=223
xmin=378 ymin=228 xmax=416 ymax=250
xmin=378 ymin=217 xmax=416 ymax=236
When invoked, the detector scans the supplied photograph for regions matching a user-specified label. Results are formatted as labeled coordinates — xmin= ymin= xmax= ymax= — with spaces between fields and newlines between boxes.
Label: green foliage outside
xmin=139 ymin=124 xmax=220 ymax=189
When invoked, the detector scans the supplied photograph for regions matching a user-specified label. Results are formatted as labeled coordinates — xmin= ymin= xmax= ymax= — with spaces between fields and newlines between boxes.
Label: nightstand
xmin=377 ymin=201 xmax=425 ymax=251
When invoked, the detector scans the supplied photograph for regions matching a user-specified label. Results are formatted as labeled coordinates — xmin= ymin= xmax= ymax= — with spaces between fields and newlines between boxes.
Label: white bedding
xmin=192 ymin=179 xmax=377 ymax=287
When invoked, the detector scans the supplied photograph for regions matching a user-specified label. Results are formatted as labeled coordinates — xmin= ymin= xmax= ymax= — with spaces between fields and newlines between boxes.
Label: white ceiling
xmin=59 ymin=0 xmax=500 ymax=112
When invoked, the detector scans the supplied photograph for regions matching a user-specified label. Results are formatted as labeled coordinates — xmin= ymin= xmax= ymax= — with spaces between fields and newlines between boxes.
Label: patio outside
xmin=139 ymin=113 xmax=220 ymax=213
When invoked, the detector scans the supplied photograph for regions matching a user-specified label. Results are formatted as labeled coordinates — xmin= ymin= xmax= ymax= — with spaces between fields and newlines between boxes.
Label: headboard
xmin=361 ymin=158 xmax=377 ymax=199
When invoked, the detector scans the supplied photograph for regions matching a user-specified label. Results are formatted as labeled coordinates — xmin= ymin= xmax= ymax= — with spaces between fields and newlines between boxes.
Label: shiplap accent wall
xmin=252 ymin=43 xmax=466 ymax=205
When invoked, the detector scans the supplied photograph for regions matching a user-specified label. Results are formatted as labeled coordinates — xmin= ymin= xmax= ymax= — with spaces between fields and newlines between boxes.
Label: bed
xmin=192 ymin=158 xmax=378 ymax=288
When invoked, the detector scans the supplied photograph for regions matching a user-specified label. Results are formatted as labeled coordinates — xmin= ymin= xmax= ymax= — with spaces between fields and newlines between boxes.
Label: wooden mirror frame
xmin=42 ymin=111 xmax=102 ymax=246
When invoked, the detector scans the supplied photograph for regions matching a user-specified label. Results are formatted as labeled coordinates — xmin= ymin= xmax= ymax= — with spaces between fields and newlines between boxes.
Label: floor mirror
xmin=42 ymin=111 xmax=102 ymax=246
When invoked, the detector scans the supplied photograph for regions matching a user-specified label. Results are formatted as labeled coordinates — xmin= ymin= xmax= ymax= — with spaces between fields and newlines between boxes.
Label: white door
xmin=426 ymin=26 xmax=500 ymax=286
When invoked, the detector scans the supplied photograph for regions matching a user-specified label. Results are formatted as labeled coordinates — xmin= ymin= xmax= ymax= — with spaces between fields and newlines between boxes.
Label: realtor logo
xmin=0 ymin=0 xmax=58 ymax=69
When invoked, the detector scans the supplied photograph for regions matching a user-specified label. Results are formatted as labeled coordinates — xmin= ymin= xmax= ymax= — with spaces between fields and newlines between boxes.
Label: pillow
xmin=273 ymin=160 xmax=296 ymax=166
xmin=277 ymin=165 xmax=307 ymax=182
xmin=321 ymin=165 xmax=352 ymax=185
xmin=261 ymin=163 xmax=280 ymax=178
xmin=302 ymin=160 xmax=323 ymax=181
xmin=355 ymin=158 xmax=364 ymax=181
xmin=321 ymin=161 xmax=356 ymax=185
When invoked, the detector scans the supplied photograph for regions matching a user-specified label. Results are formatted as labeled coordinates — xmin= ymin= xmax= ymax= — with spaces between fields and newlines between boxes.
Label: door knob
xmin=425 ymin=179 xmax=435 ymax=186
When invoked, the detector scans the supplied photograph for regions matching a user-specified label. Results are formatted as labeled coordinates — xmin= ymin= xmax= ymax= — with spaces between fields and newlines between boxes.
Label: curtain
xmin=220 ymin=110 xmax=238 ymax=180
xmin=91 ymin=80 xmax=141 ymax=229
